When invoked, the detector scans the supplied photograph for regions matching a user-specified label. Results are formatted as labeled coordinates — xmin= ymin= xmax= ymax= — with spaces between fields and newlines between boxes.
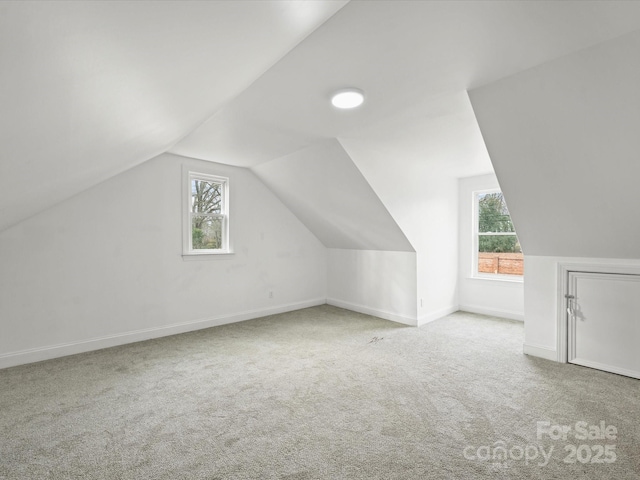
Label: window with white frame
xmin=184 ymin=171 xmax=230 ymax=254
xmin=474 ymin=190 xmax=523 ymax=277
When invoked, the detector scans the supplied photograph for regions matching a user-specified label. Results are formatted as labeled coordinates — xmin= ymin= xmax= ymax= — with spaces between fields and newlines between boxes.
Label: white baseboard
xmin=417 ymin=305 xmax=459 ymax=327
xmin=459 ymin=304 xmax=524 ymax=322
xmin=523 ymin=343 xmax=557 ymax=361
xmin=326 ymin=298 xmax=417 ymax=326
xmin=0 ymin=298 xmax=326 ymax=370
xmin=570 ymin=357 xmax=639 ymax=379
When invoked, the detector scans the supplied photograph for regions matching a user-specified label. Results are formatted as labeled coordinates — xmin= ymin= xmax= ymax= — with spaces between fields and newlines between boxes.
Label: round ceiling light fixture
xmin=331 ymin=88 xmax=364 ymax=109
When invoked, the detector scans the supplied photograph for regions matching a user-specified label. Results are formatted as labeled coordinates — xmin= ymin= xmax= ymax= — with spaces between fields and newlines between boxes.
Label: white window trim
xmin=472 ymin=188 xmax=523 ymax=282
xmin=182 ymin=169 xmax=232 ymax=256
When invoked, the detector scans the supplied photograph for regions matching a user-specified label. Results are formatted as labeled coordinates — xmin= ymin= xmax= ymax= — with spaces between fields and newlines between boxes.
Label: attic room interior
xmin=1 ymin=1 xmax=639 ymax=478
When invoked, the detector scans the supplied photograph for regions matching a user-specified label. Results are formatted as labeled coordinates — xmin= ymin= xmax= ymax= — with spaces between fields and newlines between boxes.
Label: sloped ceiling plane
xmin=3 ymin=0 xmax=640 ymax=249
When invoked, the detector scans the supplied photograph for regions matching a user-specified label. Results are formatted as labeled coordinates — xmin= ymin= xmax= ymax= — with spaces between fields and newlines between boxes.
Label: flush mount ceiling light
xmin=331 ymin=88 xmax=364 ymax=109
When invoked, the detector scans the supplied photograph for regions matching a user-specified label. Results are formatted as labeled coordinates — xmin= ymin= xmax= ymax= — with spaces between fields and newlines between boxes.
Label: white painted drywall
xmin=458 ymin=174 xmax=524 ymax=321
xmin=469 ymin=30 xmax=640 ymax=258
xmin=323 ymin=176 xmax=459 ymax=327
xmin=172 ymin=1 xmax=640 ymax=170
xmin=327 ymin=249 xmax=417 ymax=326
xmin=414 ymin=178 xmax=460 ymax=325
xmin=0 ymin=153 xmax=327 ymax=368
xmin=524 ymin=255 xmax=640 ymax=361
xmin=0 ymin=1 xmax=347 ymax=233
xmin=469 ymin=31 xmax=640 ymax=359
xmin=339 ymin=134 xmax=464 ymax=325
xmin=252 ymin=139 xmax=414 ymax=252
xmin=253 ymin=132 xmax=457 ymax=326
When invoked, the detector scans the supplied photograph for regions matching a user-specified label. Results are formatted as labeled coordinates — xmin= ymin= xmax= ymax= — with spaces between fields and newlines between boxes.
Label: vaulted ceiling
xmin=0 ymin=0 xmax=347 ymax=232
xmin=3 ymin=0 xmax=640 ymax=237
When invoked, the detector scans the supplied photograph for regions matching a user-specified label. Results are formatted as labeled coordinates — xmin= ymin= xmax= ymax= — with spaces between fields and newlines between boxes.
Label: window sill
xmin=468 ymin=275 xmax=524 ymax=285
xmin=182 ymin=251 xmax=234 ymax=261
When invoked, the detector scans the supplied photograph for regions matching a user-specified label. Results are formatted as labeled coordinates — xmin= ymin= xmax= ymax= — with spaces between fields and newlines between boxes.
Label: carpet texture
xmin=0 ymin=305 xmax=638 ymax=479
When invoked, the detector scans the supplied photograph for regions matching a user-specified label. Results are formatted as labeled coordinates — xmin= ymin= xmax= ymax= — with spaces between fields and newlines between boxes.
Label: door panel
xmin=568 ymin=272 xmax=640 ymax=379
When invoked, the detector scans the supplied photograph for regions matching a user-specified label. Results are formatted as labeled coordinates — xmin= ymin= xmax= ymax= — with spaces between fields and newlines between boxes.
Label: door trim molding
xmin=557 ymin=261 xmax=640 ymax=363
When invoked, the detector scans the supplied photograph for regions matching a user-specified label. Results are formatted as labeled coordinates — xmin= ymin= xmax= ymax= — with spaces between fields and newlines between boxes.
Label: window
xmin=184 ymin=171 xmax=230 ymax=255
xmin=474 ymin=190 xmax=523 ymax=277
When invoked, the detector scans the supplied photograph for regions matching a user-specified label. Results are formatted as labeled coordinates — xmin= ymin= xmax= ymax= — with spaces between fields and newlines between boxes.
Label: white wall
xmin=327 ymin=249 xmax=417 ymax=325
xmin=414 ymin=177 xmax=460 ymax=325
xmin=0 ymin=153 xmax=327 ymax=368
xmin=252 ymin=139 xmax=414 ymax=252
xmin=469 ymin=30 xmax=640 ymax=259
xmin=253 ymin=139 xmax=422 ymax=328
xmin=321 ymin=174 xmax=460 ymax=327
xmin=458 ymin=174 xmax=524 ymax=321
xmin=523 ymin=255 xmax=640 ymax=361
xmin=469 ymin=30 xmax=640 ymax=359
xmin=338 ymin=142 xmax=463 ymax=325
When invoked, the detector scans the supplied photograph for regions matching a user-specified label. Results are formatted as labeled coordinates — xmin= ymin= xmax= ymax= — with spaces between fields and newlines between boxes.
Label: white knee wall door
xmin=567 ymin=272 xmax=640 ymax=379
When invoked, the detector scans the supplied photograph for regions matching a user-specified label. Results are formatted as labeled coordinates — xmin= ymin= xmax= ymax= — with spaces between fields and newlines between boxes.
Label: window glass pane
xmin=192 ymin=215 xmax=222 ymax=250
xmin=478 ymin=234 xmax=523 ymax=276
xmin=478 ymin=192 xmax=515 ymax=233
xmin=478 ymin=234 xmax=521 ymax=254
xmin=191 ymin=179 xmax=222 ymax=214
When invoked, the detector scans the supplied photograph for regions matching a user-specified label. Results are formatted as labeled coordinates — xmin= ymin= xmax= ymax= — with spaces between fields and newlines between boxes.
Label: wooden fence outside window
xmin=478 ymin=252 xmax=524 ymax=276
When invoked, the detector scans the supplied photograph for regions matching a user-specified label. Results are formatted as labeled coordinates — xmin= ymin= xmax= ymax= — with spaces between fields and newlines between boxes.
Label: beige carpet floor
xmin=1 ymin=305 xmax=638 ymax=479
